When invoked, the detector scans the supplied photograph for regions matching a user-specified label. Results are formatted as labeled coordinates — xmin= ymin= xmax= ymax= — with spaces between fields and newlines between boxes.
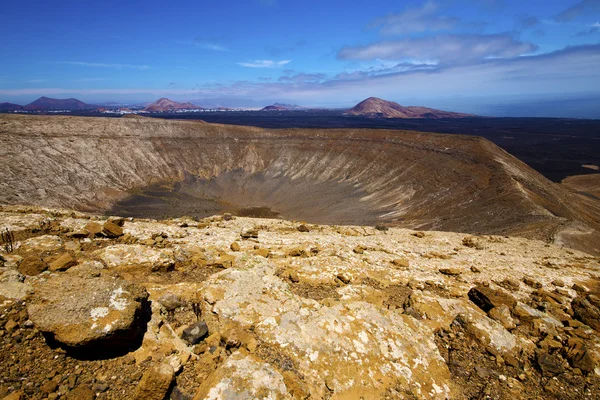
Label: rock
xmin=523 ymin=277 xmax=543 ymax=289
xmin=21 ymin=235 xmax=62 ymax=252
xmin=412 ymin=231 xmax=425 ymax=238
xmin=222 ymin=213 xmax=233 ymax=221
xmin=288 ymin=270 xmax=300 ymax=283
xmin=499 ymin=278 xmax=520 ymax=291
xmin=353 ymin=246 xmax=364 ymax=254
xmin=2 ymin=392 xmax=25 ymax=400
xmin=391 ymin=258 xmax=409 ymax=269
xmin=48 ymin=253 xmax=77 ymax=272
xmin=468 ymin=286 xmax=516 ymax=312
xmin=552 ymin=279 xmax=565 ymax=287
xmin=375 ymin=224 xmax=388 ymax=231
xmin=40 ymin=380 xmax=59 ymax=394
xmin=159 ymin=293 xmax=182 ymax=311
xmin=241 ymin=229 xmax=258 ymax=239
xmin=572 ymin=295 xmax=600 ymax=331
xmin=0 ymin=268 xmax=33 ymax=300
xmin=27 ymin=274 xmax=149 ymax=349
xmin=536 ymin=351 xmax=564 ymax=376
xmin=255 ymin=248 xmax=270 ymax=258
xmin=208 ymin=254 xmax=235 ymax=269
xmin=288 ymin=248 xmax=305 ymax=257
xmin=65 ymin=385 xmax=96 ymax=400
xmin=133 ymin=363 xmax=174 ymax=400
xmin=455 ymin=312 xmax=519 ymax=359
xmin=5 ymin=318 xmax=18 ymax=333
xmin=230 ymin=242 xmax=241 ymax=252
xmin=102 ymin=221 xmax=123 ymax=238
xmin=107 ymin=216 xmax=125 ymax=226
xmin=84 ymin=222 xmax=103 ymax=237
xmin=512 ymin=302 xmax=545 ymax=321
xmin=181 ymin=321 xmax=209 ymax=345
xmin=488 ymin=305 xmax=516 ymax=330
xmin=199 ymin=266 xmax=452 ymax=398
xmin=336 ymin=273 xmax=351 ymax=284
xmin=96 ymin=244 xmax=175 ymax=270
xmin=439 ymin=268 xmax=461 ymax=276
xmin=17 ymin=255 xmax=47 ymax=276
xmin=297 ymin=224 xmax=310 ymax=232
xmin=193 ymin=350 xmax=288 ymax=400
xmin=470 ymin=265 xmax=481 ymax=273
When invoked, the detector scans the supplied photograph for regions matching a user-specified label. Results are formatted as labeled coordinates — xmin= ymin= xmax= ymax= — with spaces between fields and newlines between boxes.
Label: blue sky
xmin=1 ymin=0 xmax=600 ymax=116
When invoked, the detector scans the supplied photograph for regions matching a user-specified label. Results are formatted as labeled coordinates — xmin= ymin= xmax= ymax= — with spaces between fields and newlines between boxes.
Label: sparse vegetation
xmin=0 ymin=228 xmax=15 ymax=253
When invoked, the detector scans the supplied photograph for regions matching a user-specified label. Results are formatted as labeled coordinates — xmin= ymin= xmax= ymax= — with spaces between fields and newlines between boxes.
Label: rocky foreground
xmin=1 ymin=206 xmax=600 ymax=399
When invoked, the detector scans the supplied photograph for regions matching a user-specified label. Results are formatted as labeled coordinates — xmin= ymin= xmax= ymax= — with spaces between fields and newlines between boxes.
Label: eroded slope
xmin=0 ymin=114 xmax=599 ymax=254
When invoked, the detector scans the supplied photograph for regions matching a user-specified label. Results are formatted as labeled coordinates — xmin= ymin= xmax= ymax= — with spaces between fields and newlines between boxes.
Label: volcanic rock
xmin=17 ymin=255 xmax=47 ymax=276
xmin=48 ymin=253 xmax=77 ymax=272
xmin=347 ymin=97 xmax=472 ymax=119
xmin=27 ymin=274 xmax=149 ymax=349
xmin=133 ymin=363 xmax=174 ymax=400
xmin=468 ymin=286 xmax=516 ymax=312
xmin=181 ymin=321 xmax=209 ymax=345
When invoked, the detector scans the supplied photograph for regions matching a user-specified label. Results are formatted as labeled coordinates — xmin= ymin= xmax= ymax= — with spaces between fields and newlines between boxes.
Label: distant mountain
xmin=272 ymin=102 xmax=304 ymax=110
xmin=347 ymin=97 xmax=472 ymax=119
xmin=144 ymin=98 xmax=202 ymax=112
xmin=24 ymin=97 xmax=90 ymax=111
xmin=0 ymin=102 xmax=23 ymax=112
xmin=261 ymin=105 xmax=288 ymax=111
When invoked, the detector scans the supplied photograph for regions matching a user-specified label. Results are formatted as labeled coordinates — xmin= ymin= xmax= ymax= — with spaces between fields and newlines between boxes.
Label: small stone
xmin=353 ymin=246 xmax=364 ymax=254
xmin=48 ymin=253 xmax=77 ymax=272
xmin=468 ymin=286 xmax=516 ymax=312
xmin=107 ymin=217 xmax=125 ymax=227
xmin=65 ymin=385 xmax=96 ymax=400
xmin=133 ymin=363 xmax=174 ymax=400
xmin=375 ymin=225 xmax=388 ymax=231
xmin=159 ymin=293 xmax=182 ymax=311
xmin=5 ymin=319 xmax=18 ymax=333
xmin=2 ymin=391 xmax=25 ymax=400
xmin=297 ymin=224 xmax=310 ymax=232
xmin=289 ymin=271 xmax=300 ymax=283
xmin=523 ymin=277 xmax=542 ymax=289
xmin=439 ymin=268 xmax=461 ymax=276
xmin=230 ymin=242 xmax=241 ymax=252
xmin=17 ymin=255 xmax=47 ymax=276
xmin=222 ymin=213 xmax=233 ymax=221
xmin=255 ymin=248 xmax=270 ymax=258
xmin=552 ymin=279 xmax=565 ymax=287
xmin=40 ymin=380 xmax=59 ymax=394
xmin=241 ymin=229 xmax=258 ymax=239
xmin=412 ymin=231 xmax=425 ymax=238
xmin=84 ymin=222 xmax=103 ymax=237
xmin=488 ymin=305 xmax=516 ymax=330
xmin=337 ymin=273 xmax=351 ymax=284
xmin=182 ymin=321 xmax=209 ymax=345
xmin=391 ymin=258 xmax=409 ymax=269
xmin=288 ymin=248 xmax=305 ymax=257
xmin=470 ymin=266 xmax=481 ymax=273
xmin=102 ymin=221 xmax=123 ymax=238
xmin=572 ymin=283 xmax=589 ymax=293
xmin=536 ymin=351 xmax=564 ymax=376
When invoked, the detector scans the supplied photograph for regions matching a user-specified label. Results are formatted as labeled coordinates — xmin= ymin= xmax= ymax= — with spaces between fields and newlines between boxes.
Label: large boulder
xmin=27 ymin=274 xmax=149 ymax=351
xmin=193 ymin=350 xmax=288 ymax=400
xmin=199 ymin=265 xmax=453 ymax=399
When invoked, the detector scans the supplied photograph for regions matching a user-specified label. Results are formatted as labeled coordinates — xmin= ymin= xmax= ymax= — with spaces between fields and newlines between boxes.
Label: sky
xmin=1 ymin=0 xmax=600 ymax=117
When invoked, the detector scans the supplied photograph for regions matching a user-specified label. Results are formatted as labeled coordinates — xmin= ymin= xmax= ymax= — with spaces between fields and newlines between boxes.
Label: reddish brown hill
xmin=144 ymin=98 xmax=201 ymax=112
xmin=0 ymin=102 xmax=23 ymax=112
xmin=24 ymin=97 xmax=89 ymax=111
xmin=348 ymin=97 xmax=472 ymax=119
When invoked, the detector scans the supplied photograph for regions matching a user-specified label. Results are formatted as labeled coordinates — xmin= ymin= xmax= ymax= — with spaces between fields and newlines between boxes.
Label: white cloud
xmin=26 ymin=79 xmax=44 ymax=83
xmin=370 ymin=1 xmax=457 ymax=35
xmin=238 ymin=60 xmax=291 ymax=68
xmin=338 ymin=34 xmax=537 ymax=64
xmin=53 ymin=61 xmax=150 ymax=70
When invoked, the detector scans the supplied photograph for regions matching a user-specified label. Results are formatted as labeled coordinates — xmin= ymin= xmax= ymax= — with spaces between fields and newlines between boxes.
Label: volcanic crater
xmin=1 ymin=114 xmax=599 ymax=255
